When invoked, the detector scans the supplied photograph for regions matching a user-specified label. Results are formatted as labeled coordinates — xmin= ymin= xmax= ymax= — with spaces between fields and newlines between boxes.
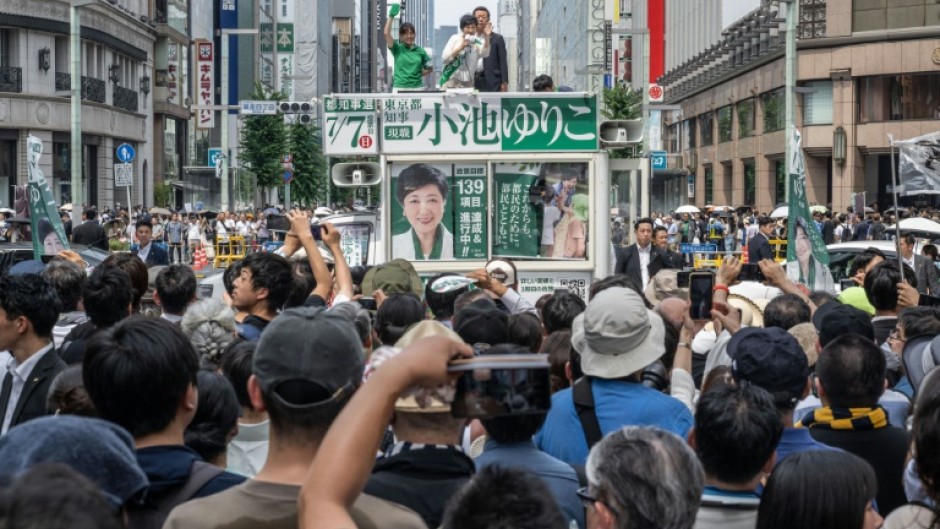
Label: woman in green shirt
xmin=384 ymin=13 xmax=432 ymax=90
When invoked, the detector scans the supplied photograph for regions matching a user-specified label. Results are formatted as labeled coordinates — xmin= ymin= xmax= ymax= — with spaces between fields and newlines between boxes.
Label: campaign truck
xmin=323 ymin=91 xmax=645 ymax=302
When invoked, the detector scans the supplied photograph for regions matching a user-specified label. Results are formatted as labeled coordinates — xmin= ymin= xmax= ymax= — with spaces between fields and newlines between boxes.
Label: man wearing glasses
xmin=472 ymin=6 xmax=509 ymax=92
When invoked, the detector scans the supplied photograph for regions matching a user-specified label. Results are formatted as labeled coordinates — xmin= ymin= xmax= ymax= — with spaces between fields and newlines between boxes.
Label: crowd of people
xmin=3 ymin=206 xmax=940 ymax=529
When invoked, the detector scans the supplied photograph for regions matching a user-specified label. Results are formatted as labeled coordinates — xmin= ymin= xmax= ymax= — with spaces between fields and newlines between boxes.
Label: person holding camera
xmin=535 ymin=286 xmax=693 ymax=466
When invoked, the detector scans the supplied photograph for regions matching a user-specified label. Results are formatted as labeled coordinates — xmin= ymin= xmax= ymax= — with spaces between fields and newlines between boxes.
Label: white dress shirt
xmin=638 ymin=243 xmax=652 ymax=287
xmin=1 ymin=343 xmax=54 ymax=434
xmin=137 ymin=242 xmax=151 ymax=263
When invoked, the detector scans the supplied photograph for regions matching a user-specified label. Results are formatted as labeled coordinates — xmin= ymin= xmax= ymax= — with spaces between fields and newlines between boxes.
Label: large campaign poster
xmin=389 ymin=162 xmax=487 ymax=261
xmin=493 ymin=162 xmax=589 ymax=260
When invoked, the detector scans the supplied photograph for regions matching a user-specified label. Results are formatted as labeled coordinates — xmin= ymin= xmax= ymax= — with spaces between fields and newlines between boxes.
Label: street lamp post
xmin=219 ymin=28 xmax=258 ymax=212
xmin=70 ymin=0 xmax=97 ymax=225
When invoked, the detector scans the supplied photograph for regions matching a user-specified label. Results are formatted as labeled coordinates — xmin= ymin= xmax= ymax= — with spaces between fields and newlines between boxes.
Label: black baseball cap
xmin=729 ymin=327 xmax=810 ymax=407
xmin=254 ymin=306 xmax=364 ymax=410
xmin=454 ymin=299 xmax=509 ymax=347
xmin=812 ymin=301 xmax=874 ymax=347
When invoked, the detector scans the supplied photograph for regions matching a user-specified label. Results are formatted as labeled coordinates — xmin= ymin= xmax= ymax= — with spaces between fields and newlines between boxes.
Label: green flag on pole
xmin=26 ymin=135 xmax=70 ymax=260
xmin=786 ymin=126 xmax=833 ymax=292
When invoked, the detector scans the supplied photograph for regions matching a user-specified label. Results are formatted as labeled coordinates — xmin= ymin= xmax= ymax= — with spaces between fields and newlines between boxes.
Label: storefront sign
xmin=195 ymin=41 xmax=214 ymax=129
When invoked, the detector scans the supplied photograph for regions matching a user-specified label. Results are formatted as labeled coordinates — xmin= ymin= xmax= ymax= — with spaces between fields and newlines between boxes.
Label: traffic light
xmin=279 ymin=101 xmax=315 ymax=125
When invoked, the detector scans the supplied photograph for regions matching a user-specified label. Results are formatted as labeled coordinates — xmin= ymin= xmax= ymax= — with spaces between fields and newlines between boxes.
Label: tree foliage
xmin=288 ymin=123 xmax=328 ymax=206
xmin=238 ymin=83 xmax=287 ymax=191
xmin=601 ymin=84 xmax=644 ymax=159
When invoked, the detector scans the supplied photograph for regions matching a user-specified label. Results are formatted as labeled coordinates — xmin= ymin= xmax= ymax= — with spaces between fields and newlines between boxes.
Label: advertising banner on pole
xmin=26 ymin=135 xmax=70 ymax=260
xmin=786 ymin=126 xmax=833 ymax=292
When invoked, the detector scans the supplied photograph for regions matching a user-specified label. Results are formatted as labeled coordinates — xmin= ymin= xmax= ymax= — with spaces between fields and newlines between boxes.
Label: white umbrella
xmin=60 ymin=203 xmax=73 ymax=212
xmin=675 ymin=205 xmax=700 ymax=214
xmin=710 ymin=205 xmax=733 ymax=211
xmin=809 ymin=205 xmax=828 ymax=214
xmin=770 ymin=206 xmax=788 ymax=218
xmin=0 ymin=207 xmax=13 ymax=215
xmin=150 ymin=206 xmax=172 ymax=216
xmin=886 ymin=217 xmax=940 ymax=237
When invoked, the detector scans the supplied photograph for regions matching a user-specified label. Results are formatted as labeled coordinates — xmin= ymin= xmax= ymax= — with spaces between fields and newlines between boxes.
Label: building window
xmin=737 ymin=99 xmax=755 ymax=139
xmin=704 ymin=165 xmax=714 ymax=204
xmin=0 ymin=29 xmax=13 ymax=67
xmin=744 ymin=160 xmax=756 ymax=206
xmin=853 ymin=0 xmax=930 ymax=32
xmin=774 ymin=159 xmax=786 ymax=205
xmin=699 ymin=112 xmax=714 ymax=146
xmin=859 ymin=73 xmax=940 ymax=123
xmin=798 ymin=0 xmax=826 ymax=39
xmin=802 ymin=80 xmax=833 ymax=125
xmin=684 ymin=118 xmax=696 ymax=149
xmin=717 ymin=106 xmax=733 ymax=143
xmin=666 ymin=123 xmax=679 ymax=152
xmin=762 ymin=89 xmax=784 ymax=132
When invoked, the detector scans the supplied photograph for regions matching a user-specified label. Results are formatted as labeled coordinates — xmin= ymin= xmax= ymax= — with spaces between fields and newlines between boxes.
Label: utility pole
xmin=784 ymin=0 xmax=798 ymax=203
xmin=219 ymin=28 xmax=259 ymax=212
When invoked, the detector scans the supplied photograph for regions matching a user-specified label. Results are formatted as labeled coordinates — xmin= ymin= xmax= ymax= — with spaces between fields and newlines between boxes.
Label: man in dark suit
xmin=70 ymin=208 xmax=109 ymax=251
xmin=648 ymin=225 xmax=682 ymax=277
xmin=130 ymin=219 xmax=169 ymax=267
xmin=0 ymin=272 xmax=67 ymax=434
xmin=473 ymin=6 xmax=509 ymax=92
xmin=614 ymin=218 xmax=658 ymax=290
xmin=900 ymin=233 xmax=940 ymax=295
xmin=748 ymin=217 xmax=776 ymax=263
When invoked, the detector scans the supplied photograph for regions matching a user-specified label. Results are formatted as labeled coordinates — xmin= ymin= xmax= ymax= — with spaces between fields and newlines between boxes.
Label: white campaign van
xmin=322 ymin=91 xmax=648 ymax=302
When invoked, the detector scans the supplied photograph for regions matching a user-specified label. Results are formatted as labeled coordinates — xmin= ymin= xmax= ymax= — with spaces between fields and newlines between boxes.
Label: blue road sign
xmin=116 ymin=143 xmax=136 ymax=163
xmin=208 ymin=148 xmax=223 ymax=166
xmin=679 ymin=243 xmax=718 ymax=254
xmin=283 ymin=170 xmax=293 ymax=183
xmin=651 ymin=150 xmax=667 ymax=171
xmin=195 ymin=201 xmax=204 ymax=212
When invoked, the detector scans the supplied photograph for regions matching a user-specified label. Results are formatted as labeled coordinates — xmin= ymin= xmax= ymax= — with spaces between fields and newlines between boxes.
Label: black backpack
xmin=125 ymin=461 xmax=223 ymax=529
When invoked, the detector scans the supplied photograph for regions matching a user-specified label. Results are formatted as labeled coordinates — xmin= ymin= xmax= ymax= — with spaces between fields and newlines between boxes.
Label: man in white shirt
xmin=0 ymin=272 xmax=66 ymax=434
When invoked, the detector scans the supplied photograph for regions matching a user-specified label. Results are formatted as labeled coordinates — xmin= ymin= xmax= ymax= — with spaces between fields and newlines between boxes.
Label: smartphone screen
xmin=677 ymin=271 xmax=691 ymax=288
xmin=739 ymin=263 xmax=764 ymax=282
xmin=310 ymin=224 xmax=322 ymax=241
xmin=449 ymin=356 xmax=552 ymax=419
xmin=689 ymin=273 xmax=715 ymax=320
xmin=839 ymin=278 xmax=856 ymax=291
xmin=357 ymin=297 xmax=377 ymax=310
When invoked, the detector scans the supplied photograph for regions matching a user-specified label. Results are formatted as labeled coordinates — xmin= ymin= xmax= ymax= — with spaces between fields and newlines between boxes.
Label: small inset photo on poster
xmin=493 ymin=162 xmax=589 ymax=260
xmin=390 ymin=162 xmax=488 ymax=261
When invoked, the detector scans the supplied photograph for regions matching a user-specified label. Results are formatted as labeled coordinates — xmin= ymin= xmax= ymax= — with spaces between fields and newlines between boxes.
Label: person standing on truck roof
xmin=392 ymin=164 xmax=454 ymax=261
xmin=383 ymin=9 xmax=432 ymax=91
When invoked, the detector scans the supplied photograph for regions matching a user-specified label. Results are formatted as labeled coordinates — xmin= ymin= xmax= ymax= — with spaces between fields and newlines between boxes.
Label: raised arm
xmin=299 ymin=336 xmax=473 ymax=529
xmin=321 ymin=222 xmax=353 ymax=301
xmin=383 ymin=13 xmax=395 ymax=49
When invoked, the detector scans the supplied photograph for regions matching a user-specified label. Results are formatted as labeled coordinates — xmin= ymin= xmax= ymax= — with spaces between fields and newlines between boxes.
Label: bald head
xmin=655 ymin=297 xmax=686 ymax=330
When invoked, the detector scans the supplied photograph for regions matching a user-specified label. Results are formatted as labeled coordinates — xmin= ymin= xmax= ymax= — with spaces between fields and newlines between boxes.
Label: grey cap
xmin=254 ymin=306 xmax=364 ymax=410
xmin=572 ymin=287 xmax=665 ymax=379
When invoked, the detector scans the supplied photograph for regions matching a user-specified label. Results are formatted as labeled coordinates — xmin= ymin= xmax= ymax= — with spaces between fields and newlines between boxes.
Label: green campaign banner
xmin=786 ymin=126 xmax=833 ymax=292
xmin=499 ymin=97 xmax=598 ymax=152
xmin=389 ymin=162 xmax=485 ymax=261
xmin=26 ymin=135 xmax=69 ymax=260
xmin=330 ymin=93 xmax=598 ymax=156
xmin=493 ymin=162 xmax=589 ymax=260
xmin=493 ymin=170 xmax=541 ymax=258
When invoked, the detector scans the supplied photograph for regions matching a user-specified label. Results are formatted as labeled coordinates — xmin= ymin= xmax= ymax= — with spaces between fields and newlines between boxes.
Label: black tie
xmin=0 ymin=371 xmax=13 ymax=430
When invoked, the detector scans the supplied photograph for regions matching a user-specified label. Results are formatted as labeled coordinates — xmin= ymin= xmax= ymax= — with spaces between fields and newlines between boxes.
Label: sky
xmin=433 ymin=0 xmax=499 ymax=29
